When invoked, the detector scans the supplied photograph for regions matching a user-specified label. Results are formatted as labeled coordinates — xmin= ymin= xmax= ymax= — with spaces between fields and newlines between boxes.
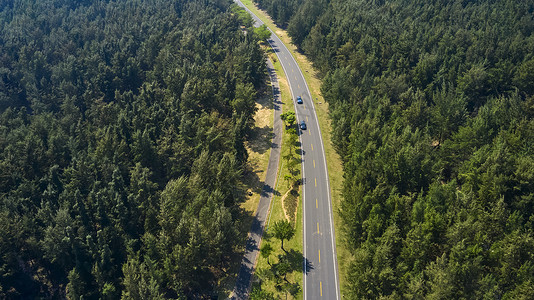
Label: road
xmin=231 ymin=60 xmax=283 ymax=299
xmin=233 ymin=1 xmax=341 ymax=299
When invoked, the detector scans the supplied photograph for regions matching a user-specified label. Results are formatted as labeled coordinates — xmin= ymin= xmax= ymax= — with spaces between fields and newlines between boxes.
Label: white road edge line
xmin=264 ymin=24 xmax=310 ymax=300
xmin=232 ymin=1 xmax=340 ymax=298
xmin=283 ymin=35 xmax=341 ymax=300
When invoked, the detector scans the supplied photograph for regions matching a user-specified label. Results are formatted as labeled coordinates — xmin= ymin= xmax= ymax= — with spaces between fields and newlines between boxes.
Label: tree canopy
xmin=272 ymin=220 xmax=296 ymax=252
xmin=0 ymin=0 xmax=266 ymax=298
xmin=254 ymin=0 xmax=534 ymax=297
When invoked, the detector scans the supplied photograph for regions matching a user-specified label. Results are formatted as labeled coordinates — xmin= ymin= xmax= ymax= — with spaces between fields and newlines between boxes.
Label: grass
xmin=239 ymin=0 xmax=349 ymax=297
xmin=251 ymin=47 xmax=304 ymax=299
xmin=241 ymin=91 xmax=275 ymax=213
xmin=217 ymin=65 xmax=274 ymax=298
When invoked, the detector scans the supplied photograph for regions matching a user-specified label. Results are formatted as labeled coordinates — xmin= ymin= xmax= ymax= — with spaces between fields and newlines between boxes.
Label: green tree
xmin=283 ymin=174 xmax=293 ymax=188
xmin=254 ymin=24 xmax=272 ymax=42
xmin=249 ymin=286 xmax=276 ymax=300
xmin=121 ymin=257 xmax=165 ymax=300
xmin=260 ymin=242 xmax=274 ymax=266
xmin=280 ymin=111 xmax=296 ymax=128
xmin=67 ymin=268 xmax=86 ymax=300
xmin=514 ymin=58 xmax=534 ymax=95
xmin=271 ymin=220 xmax=295 ymax=253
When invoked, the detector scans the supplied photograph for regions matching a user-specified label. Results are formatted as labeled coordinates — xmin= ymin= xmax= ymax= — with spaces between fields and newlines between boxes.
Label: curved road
xmin=233 ymin=2 xmax=341 ymax=299
xmin=231 ymin=58 xmax=283 ymax=299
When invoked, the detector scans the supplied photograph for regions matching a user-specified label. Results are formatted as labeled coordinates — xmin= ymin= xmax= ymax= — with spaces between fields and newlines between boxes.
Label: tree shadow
xmin=256 ymin=86 xmax=275 ymax=110
xmin=248 ymin=125 xmax=273 ymax=154
xmin=234 ymin=205 xmax=257 ymax=244
xmin=261 ymin=183 xmax=281 ymax=198
xmin=304 ymin=256 xmax=314 ymax=275
xmin=278 ymin=249 xmax=314 ymax=275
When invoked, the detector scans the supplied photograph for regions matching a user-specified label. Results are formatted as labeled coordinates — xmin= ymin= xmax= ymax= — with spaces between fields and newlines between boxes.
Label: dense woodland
xmin=255 ymin=0 xmax=534 ymax=298
xmin=0 ymin=0 xmax=266 ymax=298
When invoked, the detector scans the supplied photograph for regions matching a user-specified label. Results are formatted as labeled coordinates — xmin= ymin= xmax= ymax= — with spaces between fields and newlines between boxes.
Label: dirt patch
xmin=241 ymin=89 xmax=274 ymax=213
xmin=281 ymin=185 xmax=300 ymax=225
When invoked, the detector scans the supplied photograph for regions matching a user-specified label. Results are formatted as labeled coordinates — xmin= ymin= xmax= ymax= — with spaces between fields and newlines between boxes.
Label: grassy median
xmin=239 ymin=1 xmax=348 ymax=297
xmin=251 ymin=46 xmax=304 ymax=299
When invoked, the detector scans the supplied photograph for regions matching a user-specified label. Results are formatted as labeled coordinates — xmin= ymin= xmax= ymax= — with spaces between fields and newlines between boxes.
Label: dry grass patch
xmin=240 ymin=0 xmax=348 ymax=296
xmin=282 ymin=185 xmax=300 ymax=225
xmin=252 ymin=50 xmax=304 ymax=300
xmin=218 ymin=76 xmax=275 ymax=298
xmin=241 ymin=94 xmax=274 ymax=213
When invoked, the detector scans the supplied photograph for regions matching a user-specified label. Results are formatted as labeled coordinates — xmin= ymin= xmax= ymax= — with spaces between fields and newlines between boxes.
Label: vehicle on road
xmin=300 ymin=120 xmax=307 ymax=130
xmin=296 ymin=96 xmax=303 ymax=104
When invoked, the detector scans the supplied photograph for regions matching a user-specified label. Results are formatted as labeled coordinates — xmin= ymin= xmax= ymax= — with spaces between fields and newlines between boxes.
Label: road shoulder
xmin=230 ymin=58 xmax=283 ymax=299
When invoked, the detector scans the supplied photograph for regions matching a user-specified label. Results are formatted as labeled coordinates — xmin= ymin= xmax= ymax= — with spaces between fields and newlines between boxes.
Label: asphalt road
xmin=231 ymin=60 xmax=283 ymax=299
xmin=233 ymin=1 xmax=341 ymax=299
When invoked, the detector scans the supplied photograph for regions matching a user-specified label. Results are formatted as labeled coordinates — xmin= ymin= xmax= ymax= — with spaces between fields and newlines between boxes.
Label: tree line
xmin=0 ymin=0 xmax=267 ymax=298
xmin=254 ymin=0 xmax=534 ymax=298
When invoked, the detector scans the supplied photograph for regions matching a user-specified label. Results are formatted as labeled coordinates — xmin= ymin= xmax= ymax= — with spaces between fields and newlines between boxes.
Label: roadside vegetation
xmin=0 ymin=0 xmax=268 ymax=298
xmin=238 ymin=0 xmax=348 ymax=295
xmin=251 ymin=0 xmax=534 ymax=298
xmin=251 ymin=46 xmax=304 ymax=299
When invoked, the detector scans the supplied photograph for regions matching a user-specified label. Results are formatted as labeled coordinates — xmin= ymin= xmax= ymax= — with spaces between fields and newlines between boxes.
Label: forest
xmin=254 ymin=0 xmax=534 ymax=298
xmin=0 ymin=0 xmax=266 ymax=298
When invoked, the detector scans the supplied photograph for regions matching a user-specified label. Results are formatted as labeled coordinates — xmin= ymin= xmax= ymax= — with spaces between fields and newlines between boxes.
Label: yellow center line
xmin=313 ymin=160 xmax=315 ymax=168
xmin=315 ymin=178 xmax=317 ymax=187
xmin=309 ymin=129 xmax=311 ymax=136
xmin=295 ymin=76 xmax=298 ymax=81
xmin=316 ymin=198 xmax=318 ymax=208
xmin=292 ymin=68 xmax=294 ymax=73
xmin=320 ymin=282 xmax=323 ymax=297
xmin=298 ymin=84 xmax=300 ymax=88
xmin=311 ymin=144 xmax=313 ymax=151
xmin=319 ymin=250 xmax=321 ymax=262
xmin=317 ymin=222 xmax=319 ymax=234
xmin=306 ymin=116 xmax=308 ymax=122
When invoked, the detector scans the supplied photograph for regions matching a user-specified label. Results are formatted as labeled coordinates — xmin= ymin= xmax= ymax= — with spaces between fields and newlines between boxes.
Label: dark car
xmin=296 ymin=96 xmax=303 ymax=104
xmin=300 ymin=120 xmax=307 ymax=130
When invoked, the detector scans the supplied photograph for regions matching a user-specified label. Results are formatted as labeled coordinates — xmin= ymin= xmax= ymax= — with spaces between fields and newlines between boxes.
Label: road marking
xmin=320 ymin=282 xmax=323 ymax=297
xmin=295 ymin=76 xmax=298 ymax=81
xmin=313 ymin=160 xmax=315 ymax=168
xmin=315 ymin=178 xmax=317 ymax=187
xmin=259 ymin=9 xmax=340 ymax=300
xmin=316 ymin=198 xmax=318 ymax=208
xmin=317 ymin=222 xmax=319 ymax=234
xmin=311 ymin=144 xmax=313 ymax=151
xmin=292 ymin=68 xmax=294 ymax=73
xmin=309 ymin=129 xmax=311 ymax=136
xmin=306 ymin=116 xmax=308 ymax=122
xmin=319 ymin=250 xmax=321 ymax=262
xmin=298 ymin=84 xmax=300 ymax=88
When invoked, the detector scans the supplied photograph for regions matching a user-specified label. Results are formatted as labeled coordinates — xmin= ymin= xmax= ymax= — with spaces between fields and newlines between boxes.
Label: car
xmin=296 ymin=96 xmax=303 ymax=104
xmin=300 ymin=120 xmax=307 ymax=130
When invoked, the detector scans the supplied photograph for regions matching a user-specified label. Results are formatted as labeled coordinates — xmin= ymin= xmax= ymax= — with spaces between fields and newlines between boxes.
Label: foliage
xmin=272 ymin=220 xmax=296 ymax=252
xmin=249 ymin=286 xmax=276 ymax=300
xmin=254 ymin=24 xmax=272 ymax=42
xmin=280 ymin=111 xmax=296 ymax=127
xmin=256 ymin=0 xmax=534 ymax=297
xmin=257 ymin=229 xmax=301 ymax=299
xmin=254 ymin=0 xmax=304 ymax=26
xmin=0 ymin=0 xmax=266 ymax=298
xmin=260 ymin=242 xmax=275 ymax=266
